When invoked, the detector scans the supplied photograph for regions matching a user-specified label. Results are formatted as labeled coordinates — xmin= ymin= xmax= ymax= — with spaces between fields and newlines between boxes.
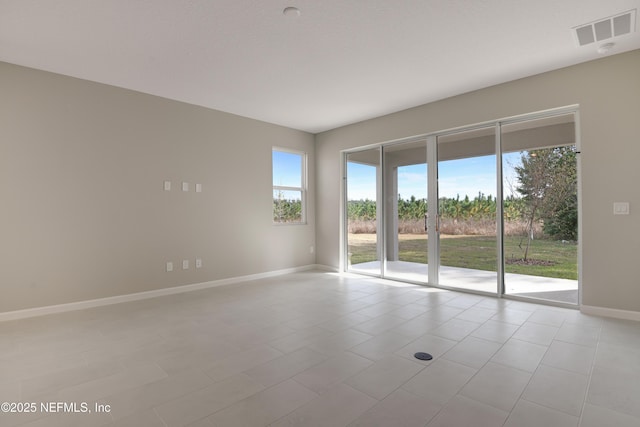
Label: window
xmin=272 ymin=148 xmax=306 ymax=224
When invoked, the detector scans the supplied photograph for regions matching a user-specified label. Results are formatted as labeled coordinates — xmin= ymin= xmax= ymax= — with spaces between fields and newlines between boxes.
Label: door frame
xmin=341 ymin=105 xmax=581 ymax=308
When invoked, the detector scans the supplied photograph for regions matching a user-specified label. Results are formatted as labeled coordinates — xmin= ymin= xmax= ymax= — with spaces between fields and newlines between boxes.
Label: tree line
xmin=347 ymin=146 xmax=578 ymax=245
xmin=347 ymin=194 xmax=525 ymax=222
xmin=273 ymin=192 xmax=302 ymax=223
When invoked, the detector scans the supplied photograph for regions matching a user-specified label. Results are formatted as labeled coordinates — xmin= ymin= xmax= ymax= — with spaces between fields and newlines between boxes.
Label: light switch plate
xmin=614 ymin=202 xmax=629 ymax=215
xmin=182 ymin=182 xmax=189 ymax=192
xmin=195 ymin=258 xmax=202 ymax=268
xmin=182 ymin=259 xmax=189 ymax=270
xmin=164 ymin=181 xmax=171 ymax=191
xmin=196 ymin=183 xmax=202 ymax=193
xmin=166 ymin=262 xmax=173 ymax=272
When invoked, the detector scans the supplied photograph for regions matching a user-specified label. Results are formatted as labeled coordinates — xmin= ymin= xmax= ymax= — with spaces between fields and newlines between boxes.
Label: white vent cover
xmin=574 ymin=9 xmax=636 ymax=46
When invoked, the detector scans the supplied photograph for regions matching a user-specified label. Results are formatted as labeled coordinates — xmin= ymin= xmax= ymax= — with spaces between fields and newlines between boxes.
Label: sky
xmin=272 ymin=150 xmax=302 ymax=188
xmin=347 ymin=152 xmax=523 ymax=201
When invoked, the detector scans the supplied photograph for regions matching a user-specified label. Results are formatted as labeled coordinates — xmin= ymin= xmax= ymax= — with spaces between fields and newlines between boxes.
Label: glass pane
xmin=437 ymin=127 xmax=497 ymax=293
xmin=502 ymin=114 xmax=578 ymax=304
xmin=273 ymin=150 xmax=302 ymax=187
xmin=347 ymin=148 xmax=381 ymax=275
xmin=273 ymin=189 xmax=302 ymax=223
xmin=383 ymin=141 xmax=428 ymax=283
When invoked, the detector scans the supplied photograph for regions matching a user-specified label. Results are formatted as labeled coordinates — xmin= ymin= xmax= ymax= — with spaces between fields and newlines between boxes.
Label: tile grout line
xmin=577 ymin=321 xmax=603 ymax=426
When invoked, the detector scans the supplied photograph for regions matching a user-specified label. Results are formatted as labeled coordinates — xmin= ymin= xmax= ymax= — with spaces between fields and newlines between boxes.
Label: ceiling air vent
xmin=573 ymin=9 xmax=636 ymax=46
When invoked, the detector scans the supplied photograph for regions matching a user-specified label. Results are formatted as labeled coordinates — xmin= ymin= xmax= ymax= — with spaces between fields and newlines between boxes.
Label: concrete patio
xmin=349 ymin=260 xmax=578 ymax=304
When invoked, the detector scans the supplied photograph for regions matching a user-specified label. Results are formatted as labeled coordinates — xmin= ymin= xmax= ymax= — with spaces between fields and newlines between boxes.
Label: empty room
xmin=1 ymin=1 xmax=640 ymax=426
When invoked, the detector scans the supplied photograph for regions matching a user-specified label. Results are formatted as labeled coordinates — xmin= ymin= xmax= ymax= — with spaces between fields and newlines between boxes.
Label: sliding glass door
xmin=383 ymin=140 xmax=429 ymax=283
xmin=343 ymin=108 xmax=579 ymax=306
xmin=346 ymin=148 xmax=381 ymax=275
xmin=501 ymin=114 xmax=579 ymax=304
xmin=436 ymin=127 xmax=498 ymax=294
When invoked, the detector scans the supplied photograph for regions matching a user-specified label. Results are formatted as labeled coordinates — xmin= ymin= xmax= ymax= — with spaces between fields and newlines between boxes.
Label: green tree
xmin=273 ymin=191 xmax=302 ymax=223
xmin=542 ymin=147 xmax=578 ymax=240
xmin=515 ymin=146 xmax=577 ymax=259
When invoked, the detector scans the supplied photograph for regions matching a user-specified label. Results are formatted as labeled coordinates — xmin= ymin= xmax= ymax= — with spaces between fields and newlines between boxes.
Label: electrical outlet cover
xmin=613 ymin=202 xmax=629 ymax=215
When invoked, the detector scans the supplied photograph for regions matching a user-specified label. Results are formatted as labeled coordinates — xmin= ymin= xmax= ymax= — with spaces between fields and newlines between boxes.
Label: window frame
xmin=272 ymin=147 xmax=307 ymax=225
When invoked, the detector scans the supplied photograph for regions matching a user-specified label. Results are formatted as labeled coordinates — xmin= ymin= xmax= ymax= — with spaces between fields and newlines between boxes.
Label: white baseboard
xmin=0 ymin=264 xmax=320 ymax=322
xmin=12 ymin=267 xmax=636 ymax=324
xmin=581 ymin=305 xmax=640 ymax=322
xmin=313 ymin=264 xmax=339 ymax=272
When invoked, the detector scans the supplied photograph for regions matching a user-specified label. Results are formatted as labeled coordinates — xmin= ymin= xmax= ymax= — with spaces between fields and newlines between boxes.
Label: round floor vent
xmin=414 ymin=352 xmax=433 ymax=361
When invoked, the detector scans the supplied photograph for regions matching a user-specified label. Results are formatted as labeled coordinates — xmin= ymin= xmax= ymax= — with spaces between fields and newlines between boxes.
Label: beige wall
xmin=2 ymin=51 xmax=639 ymax=314
xmin=0 ymin=62 xmax=315 ymax=312
xmin=316 ymin=49 xmax=640 ymax=312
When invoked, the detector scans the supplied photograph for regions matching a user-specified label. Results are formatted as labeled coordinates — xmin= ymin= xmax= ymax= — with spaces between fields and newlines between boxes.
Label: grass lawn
xmin=348 ymin=234 xmax=577 ymax=280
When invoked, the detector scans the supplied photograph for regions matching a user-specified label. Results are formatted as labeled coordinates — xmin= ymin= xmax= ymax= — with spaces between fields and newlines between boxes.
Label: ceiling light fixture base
xmin=283 ymin=7 xmax=301 ymax=17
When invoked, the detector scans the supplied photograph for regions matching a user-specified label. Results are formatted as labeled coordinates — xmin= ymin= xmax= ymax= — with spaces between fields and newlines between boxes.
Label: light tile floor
xmin=1 ymin=270 xmax=639 ymax=426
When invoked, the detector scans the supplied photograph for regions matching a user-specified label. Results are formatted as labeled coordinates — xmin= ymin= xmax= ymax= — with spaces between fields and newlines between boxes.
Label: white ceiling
xmin=1 ymin=0 xmax=639 ymax=133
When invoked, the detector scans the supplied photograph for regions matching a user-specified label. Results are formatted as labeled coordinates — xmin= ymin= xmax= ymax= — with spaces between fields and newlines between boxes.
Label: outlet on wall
xmin=166 ymin=262 xmax=173 ymax=272
xmin=182 ymin=260 xmax=189 ymax=270
xmin=195 ymin=258 xmax=202 ymax=268
xmin=613 ymin=202 xmax=630 ymax=215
